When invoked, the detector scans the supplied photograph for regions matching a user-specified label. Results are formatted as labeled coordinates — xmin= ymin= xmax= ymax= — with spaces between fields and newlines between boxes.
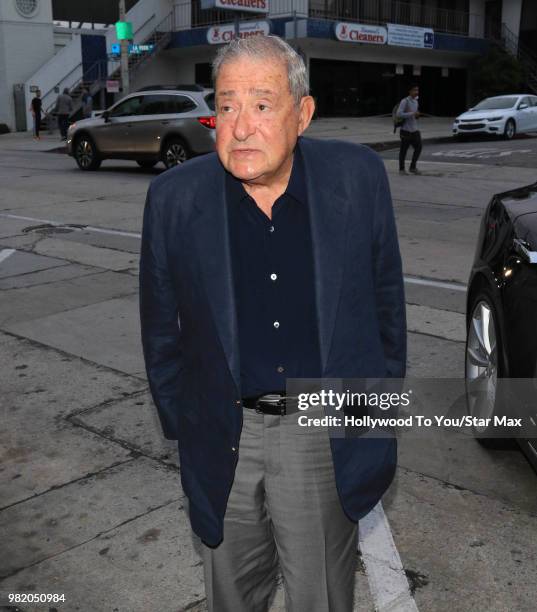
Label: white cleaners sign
xmin=208 ymin=0 xmax=269 ymax=12
xmin=207 ymin=21 xmax=270 ymax=44
xmin=334 ymin=22 xmax=388 ymax=44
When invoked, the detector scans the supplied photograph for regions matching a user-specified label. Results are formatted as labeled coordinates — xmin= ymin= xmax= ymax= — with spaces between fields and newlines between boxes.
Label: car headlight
xmin=487 ymin=116 xmax=504 ymax=122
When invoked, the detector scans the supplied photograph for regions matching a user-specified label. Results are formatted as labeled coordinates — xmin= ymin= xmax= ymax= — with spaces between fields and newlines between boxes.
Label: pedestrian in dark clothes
xmin=29 ymin=91 xmax=42 ymax=139
xmin=397 ymin=84 xmax=422 ymax=175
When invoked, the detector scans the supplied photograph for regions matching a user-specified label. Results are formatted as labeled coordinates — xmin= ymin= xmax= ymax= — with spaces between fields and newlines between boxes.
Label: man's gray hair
xmin=212 ymin=35 xmax=309 ymax=106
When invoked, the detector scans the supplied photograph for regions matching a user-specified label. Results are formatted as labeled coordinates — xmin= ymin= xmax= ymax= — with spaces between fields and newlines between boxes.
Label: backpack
xmin=392 ymin=98 xmax=408 ymax=133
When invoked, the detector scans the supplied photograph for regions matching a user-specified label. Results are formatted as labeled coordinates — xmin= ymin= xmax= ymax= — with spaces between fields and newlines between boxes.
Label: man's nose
xmin=232 ymin=107 xmax=256 ymax=141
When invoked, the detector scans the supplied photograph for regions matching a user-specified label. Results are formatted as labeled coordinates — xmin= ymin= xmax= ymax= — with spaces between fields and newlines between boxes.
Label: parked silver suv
xmin=67 ymin=86 xmax=216 ymax=171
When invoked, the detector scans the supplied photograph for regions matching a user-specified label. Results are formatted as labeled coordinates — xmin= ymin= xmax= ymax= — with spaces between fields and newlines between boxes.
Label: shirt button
xmin=273 ymin=321 xmax=280 ymax=329
xmin=277 ymin=366 xmax=284 ymax=373
xmin=269 ymin=225 xmax=275 ymax=233
xmin=270 ymin=273 xmax=277 ymax=281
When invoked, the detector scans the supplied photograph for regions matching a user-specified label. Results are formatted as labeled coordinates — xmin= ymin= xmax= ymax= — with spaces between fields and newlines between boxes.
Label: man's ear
xmin=297 ymin=96 xmax=316 ymax=135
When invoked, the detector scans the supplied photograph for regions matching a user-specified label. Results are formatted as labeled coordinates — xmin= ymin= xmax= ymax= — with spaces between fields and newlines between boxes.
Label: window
xmin=204 ymin=93 xmax=215 ymax=111
xmin=110 ymin=96 xmax=143 ymax=117
xmin=519 ymin=97 xmax=531 ymax=109
xmin=529 ymin=97 xmax=537 ymax=107
xmin=168 ymin=95 xmax=197 ymax=114
xmin=139 ymin=95 xmax=169 ymax=115
xmin=138 ymin=95 xmax=197 ymax=115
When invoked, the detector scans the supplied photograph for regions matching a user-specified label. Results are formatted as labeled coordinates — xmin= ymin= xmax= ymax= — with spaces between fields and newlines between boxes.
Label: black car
xmin=465 ymin=181 xmax=537 ymax=468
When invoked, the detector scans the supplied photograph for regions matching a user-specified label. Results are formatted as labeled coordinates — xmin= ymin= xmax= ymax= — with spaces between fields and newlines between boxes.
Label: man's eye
xmin=258 ymin=104 xmax=269 ymax=111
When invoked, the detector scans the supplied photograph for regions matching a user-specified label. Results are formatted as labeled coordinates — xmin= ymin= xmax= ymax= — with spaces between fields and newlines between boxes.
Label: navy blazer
xmin=139 ymin=136 xmax=407 ymax=546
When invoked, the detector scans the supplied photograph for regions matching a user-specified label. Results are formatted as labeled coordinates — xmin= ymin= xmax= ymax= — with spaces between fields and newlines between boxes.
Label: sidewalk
xmin=0 ymin=116 xmax=455 ymax=153
xmin=305 ymin=115 xmax=455 ymax=148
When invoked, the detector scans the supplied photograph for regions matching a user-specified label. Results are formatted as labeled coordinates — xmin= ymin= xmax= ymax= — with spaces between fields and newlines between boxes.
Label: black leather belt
xmin=242 ymin=392 xmax=289 ymax=415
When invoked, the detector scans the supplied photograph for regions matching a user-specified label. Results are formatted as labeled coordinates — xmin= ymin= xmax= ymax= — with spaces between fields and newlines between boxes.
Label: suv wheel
xmin=162 ymin=138 xmax=189 ymax=169
xmin=74 ymin=136 xmax=101 ymax=171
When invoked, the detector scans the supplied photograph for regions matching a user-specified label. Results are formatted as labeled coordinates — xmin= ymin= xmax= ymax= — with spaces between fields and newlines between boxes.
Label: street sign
xmin=106 ymin=80 xmax=120 ymax=93
xmin=115 ymin=21 xmax=133 ymax=40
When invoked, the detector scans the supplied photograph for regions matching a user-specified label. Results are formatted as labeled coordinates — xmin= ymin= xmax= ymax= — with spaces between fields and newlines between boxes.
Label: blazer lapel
xmin=299 ymin=137 xmax=350 ymax=374
xmin=189 ymin=160 xmax=241 ymax=392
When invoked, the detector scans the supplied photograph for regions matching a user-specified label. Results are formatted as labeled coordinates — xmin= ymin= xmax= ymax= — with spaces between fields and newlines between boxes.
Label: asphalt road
xmin=1 ymin=138 xmax=537 ymax=612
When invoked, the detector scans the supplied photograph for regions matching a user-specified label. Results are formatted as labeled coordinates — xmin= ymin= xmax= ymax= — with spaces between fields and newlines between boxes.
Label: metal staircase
xmin=494 ymin=23 xmax=537 ymax=95
xmin=40 ymin=10 xmax=174 ymax=132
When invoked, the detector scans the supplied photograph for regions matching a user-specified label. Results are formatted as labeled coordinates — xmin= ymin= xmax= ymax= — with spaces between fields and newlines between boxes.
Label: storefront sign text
xmin=387 ymin=23 xmax=434 ymax=48
xmin=207 ymin=20 xmax=270 ymax=44
xmin=334 ymin=22 xmax=387 ymax=44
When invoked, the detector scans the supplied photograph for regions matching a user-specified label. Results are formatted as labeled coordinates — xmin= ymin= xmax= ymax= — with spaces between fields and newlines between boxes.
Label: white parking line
xmin=360 ymin=502 xmax=420 ymax=612
xmin=0 ymin=248 xmax=16 ymax=264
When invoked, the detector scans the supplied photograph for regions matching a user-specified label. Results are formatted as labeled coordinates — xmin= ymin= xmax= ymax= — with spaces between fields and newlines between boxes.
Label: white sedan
xmin=452 ymin=94 xmax=537 ymax=140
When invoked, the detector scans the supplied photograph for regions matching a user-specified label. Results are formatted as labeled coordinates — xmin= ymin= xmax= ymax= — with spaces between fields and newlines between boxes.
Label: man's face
xmin=410 ymin=87 xmax=419 ymax=99
xmin=215 ymin=55 xmax=314 ymax=183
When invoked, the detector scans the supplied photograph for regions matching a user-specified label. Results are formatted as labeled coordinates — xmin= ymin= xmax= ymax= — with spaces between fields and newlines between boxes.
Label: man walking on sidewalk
xmin=398 ymin=84 xmax=422 ymax=175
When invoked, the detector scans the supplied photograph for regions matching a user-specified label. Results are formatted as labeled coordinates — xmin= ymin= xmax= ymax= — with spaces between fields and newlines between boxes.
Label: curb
xmin=367 ymin=135 xmax=454 ymax=152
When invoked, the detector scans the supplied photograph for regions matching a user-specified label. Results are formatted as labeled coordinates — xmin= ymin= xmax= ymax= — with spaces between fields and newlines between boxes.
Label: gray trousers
xmin=201 ymin=407 xmax=358 ymax=612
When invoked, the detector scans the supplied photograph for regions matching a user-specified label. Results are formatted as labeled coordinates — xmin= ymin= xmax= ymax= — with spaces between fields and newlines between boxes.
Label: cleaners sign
xmin=201 ymin=0 xmax=268 ymax=12
xmin=207 ymin=20 xmax=270 ymax=44
xmin=334 ymin=22 xmax=387 ymax=44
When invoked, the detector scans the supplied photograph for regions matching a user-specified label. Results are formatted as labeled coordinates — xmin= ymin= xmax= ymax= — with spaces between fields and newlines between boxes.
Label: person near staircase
xmin=54 ymin=88 xmax=74 ymax=141
xmin=81 ymin=88 xmax=93 ymax=119
xmin=29 ymin=91 xmax=42 ymax=140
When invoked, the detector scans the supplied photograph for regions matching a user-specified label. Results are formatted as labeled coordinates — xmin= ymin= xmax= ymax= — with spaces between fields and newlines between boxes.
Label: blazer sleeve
xmin=372 ymin=160 xmax=407 ymax=378
xmin=139 ymin=181 xmax=184 ymax=439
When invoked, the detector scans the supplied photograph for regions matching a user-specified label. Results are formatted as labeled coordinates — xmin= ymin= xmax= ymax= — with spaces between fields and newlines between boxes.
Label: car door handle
xmin=161 ymin=120 xmax=170 ymax=125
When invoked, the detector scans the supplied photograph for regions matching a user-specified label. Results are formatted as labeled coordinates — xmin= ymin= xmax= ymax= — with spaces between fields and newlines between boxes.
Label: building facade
xmin=0 ymin=0 xmax=536 ymax=130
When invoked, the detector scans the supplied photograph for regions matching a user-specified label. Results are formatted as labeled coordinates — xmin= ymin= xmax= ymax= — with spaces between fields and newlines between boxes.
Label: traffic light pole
xmin=119 ymin=0 xmax=130 ymax=95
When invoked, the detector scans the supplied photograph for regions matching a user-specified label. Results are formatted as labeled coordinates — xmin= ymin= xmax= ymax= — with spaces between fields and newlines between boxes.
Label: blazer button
xmin=235 ymin=400 xmax=241 ymax=406
xmin=231 ymin=447 xmax=237 ymax=452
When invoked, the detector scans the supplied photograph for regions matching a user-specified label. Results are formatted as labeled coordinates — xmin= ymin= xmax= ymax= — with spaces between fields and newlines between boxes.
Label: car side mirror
xmin=518 ymin=103 xmax=529 ymax=110
xmin=102 ymin=110 xmax=111 ymax=122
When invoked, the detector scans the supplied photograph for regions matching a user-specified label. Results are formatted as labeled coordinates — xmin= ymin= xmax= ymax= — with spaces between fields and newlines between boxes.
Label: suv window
xmin=204 ymin=93 xmax=215 ymax=111
xmin=168 ymin=95 xmax=197 ymax=113
xmin=139 ymin=94 xmax=197 ymax=115
xmin=110 ymin=96 xmax=144 ymax=117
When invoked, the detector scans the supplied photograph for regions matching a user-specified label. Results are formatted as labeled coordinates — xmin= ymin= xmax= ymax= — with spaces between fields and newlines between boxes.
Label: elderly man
xmin=140 ymin=35 xmax=406 ymax=611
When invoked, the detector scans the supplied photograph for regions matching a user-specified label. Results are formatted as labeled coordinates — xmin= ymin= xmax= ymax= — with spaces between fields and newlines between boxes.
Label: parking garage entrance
xmin=309 ymin=58 xmax=467 ymax=117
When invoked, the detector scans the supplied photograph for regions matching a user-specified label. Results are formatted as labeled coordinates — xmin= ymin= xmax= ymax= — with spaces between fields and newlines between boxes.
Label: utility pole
xmin=119 ymin=0 xmax=130 ymax=95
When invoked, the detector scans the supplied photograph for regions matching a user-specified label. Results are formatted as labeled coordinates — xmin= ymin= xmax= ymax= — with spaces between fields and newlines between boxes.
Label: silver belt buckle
xmin=256 ymin=393 xmax=286 ymax=415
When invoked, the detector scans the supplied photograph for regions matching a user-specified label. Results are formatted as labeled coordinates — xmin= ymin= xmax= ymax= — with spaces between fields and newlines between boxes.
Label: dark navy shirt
xmin=226 ymin=145 xmax=322 ymax=397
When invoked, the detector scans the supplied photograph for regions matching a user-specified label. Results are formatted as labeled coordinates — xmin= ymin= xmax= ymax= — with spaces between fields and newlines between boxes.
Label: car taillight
xmin=198 ymin=116 xmax=216 ymax=129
